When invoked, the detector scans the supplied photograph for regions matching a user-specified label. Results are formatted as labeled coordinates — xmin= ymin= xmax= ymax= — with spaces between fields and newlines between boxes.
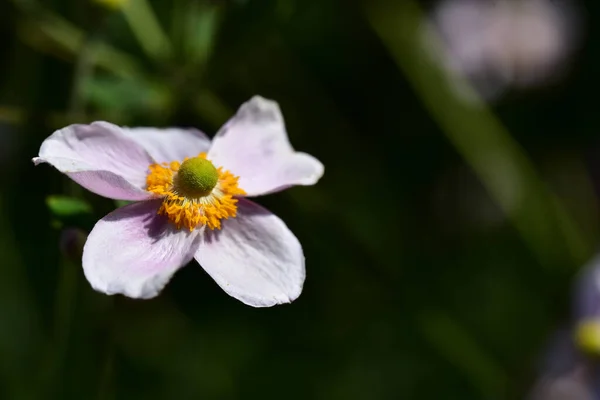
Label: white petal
xmin=207 ymin=96 xmax=324 ymax=196
xmin=33 ymin=122 xmax=154 ymax=200
xmin=122 ymin=127 xmax=212 ymax=163
xmin=195 ymin=199 xmax=305 ymax=307
xmin=83 ymin=200 xmax=201 ymax=299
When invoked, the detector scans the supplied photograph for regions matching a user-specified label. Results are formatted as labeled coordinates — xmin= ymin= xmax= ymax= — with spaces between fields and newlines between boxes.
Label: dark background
xmin=0 ymin=0 xmax=598 ymax=398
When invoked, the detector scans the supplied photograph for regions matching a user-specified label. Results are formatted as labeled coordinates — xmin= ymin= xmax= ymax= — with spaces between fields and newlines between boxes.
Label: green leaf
xmin=83 ymin=75 xmax=171 ymax=117
xmin=46 ymin=196 xmax=92 ymax=217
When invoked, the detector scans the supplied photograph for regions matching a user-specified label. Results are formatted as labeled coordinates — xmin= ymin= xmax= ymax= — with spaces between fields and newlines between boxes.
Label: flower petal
xmin=83 ymin=200 xmax=201 ymax=299
xmin=195 ymin=198 xmax=305 ymax=307
xmin=207 ymin=96 xmax=324 ymax=196
xmin=574 ymin=254 xmax=600 ymax=321
xmin=122 ymin=127 xmax=212 ymax=163
xmin=33 ymin=122 xmax=154 ymax=200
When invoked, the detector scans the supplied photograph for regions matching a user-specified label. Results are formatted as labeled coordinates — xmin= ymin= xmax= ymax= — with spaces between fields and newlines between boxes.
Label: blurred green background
xmin=0 ymin=0 xmax=598 ymax=398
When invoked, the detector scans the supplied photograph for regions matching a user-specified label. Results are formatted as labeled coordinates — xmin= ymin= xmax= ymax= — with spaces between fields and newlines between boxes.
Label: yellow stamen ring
xmin=146 ymin=153 xmax=246 ymax=231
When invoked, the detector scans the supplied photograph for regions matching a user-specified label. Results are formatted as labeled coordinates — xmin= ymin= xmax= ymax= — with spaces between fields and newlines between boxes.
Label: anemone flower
xmin=33 ymin=96 xmax=324 ymax=307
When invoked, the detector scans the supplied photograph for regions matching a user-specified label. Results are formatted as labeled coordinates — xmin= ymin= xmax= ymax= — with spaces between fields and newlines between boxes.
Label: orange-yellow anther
xmin=146 ymin=154 xmax=245 ymax=231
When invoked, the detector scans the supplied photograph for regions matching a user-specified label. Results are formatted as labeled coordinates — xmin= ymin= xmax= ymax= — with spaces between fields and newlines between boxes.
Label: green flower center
xmin=173 ymin=157 xmax=219 ymax=198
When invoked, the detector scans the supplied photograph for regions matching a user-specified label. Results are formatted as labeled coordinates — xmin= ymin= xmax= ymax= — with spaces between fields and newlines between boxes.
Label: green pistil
xmin=174 ymin=157 xmax=219 ymax=198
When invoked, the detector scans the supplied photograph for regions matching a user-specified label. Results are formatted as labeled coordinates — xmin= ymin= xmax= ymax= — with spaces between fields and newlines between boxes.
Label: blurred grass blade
xmin=366 ymin=0 xmax=590 ymax=267
xmin=194 ymin=89 xmax=233 ymax=129
xmin=95 ymin=0 xmax=128 ymax=9
xmin=419 ymin=311 xmax=508 ymax=397
xmin=18 ymin=12 xmax=141 ymax=78
xmin=122 ymin=0 xmax=173 ymax=61
xmin=0 ymin=195 xmax=43 ymax=398
xmin=183 ymin=2 xmax=220 ymax=65
xmin=46 ymin=195 xmax=92 ymax=217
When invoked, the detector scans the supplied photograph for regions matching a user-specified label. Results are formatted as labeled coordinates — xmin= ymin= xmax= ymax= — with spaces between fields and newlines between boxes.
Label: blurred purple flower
xmin=422 ymin=0 xmax=582 ymax=101
xmin=529 ymin=256 xmax=600 ymax=399
xmin=528 ymin=329 xmax=597 ymax=400
xmin=33 ymin=96 xmax=324 ymax=307
xmin=575 ymin=255 xmax=600 ymax=323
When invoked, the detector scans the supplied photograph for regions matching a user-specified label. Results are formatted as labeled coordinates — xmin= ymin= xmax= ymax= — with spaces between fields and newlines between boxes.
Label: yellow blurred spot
xmin=575 ymin=319 xmax=600 ymax=355
xmin=95 ymin=0 xmax=129 ymax=10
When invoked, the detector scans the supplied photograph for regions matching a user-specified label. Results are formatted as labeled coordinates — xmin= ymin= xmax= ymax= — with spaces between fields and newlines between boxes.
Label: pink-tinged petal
xmin=122 ymin=127 xmax=211 ymax=163
xmin=33 ymin=122 xmax=154 ymax=200
xmin=195 ymin=198 xmax=305 ymax=307
xmin=83 ymin=200 xmax=201 ymax=299
xmin=207 ymin=96 xmax=324 ymax=197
